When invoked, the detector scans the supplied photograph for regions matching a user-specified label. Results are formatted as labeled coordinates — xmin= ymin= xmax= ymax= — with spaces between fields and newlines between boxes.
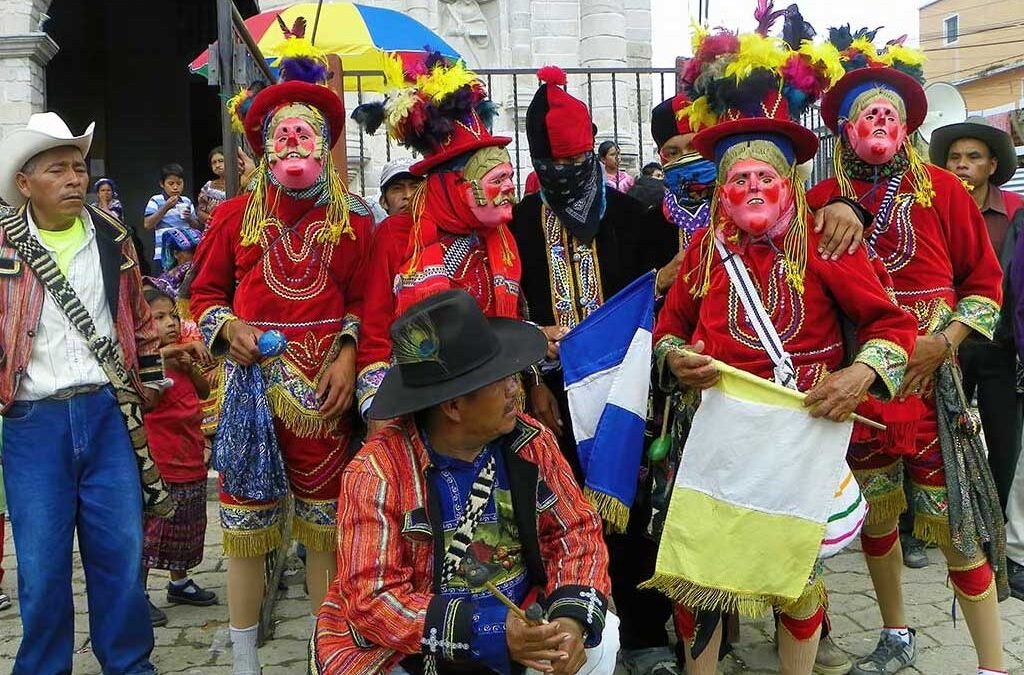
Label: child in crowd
xmin=144 ymin=163 xmax=201 ymax=265
xmin=598 ymin=140 xmax=635 ymax=192
xmin=197 ymin=147 xmax=227 ymax=227
xmin=159 ymin=227 xmax=202 ymax=298
xmin=141 ymin=286 xmax=217 ymax=627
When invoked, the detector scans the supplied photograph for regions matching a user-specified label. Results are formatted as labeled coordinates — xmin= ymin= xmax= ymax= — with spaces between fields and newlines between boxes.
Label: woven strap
xmin=0 ymin=206 xmax=174 ymax=517
xmin=715 ymin=239 xmax=797 ymax=390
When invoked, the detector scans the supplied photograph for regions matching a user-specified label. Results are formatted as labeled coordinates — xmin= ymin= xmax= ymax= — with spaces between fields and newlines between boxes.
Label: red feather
xmin=537 ymin=65 xmax=568 ymax=87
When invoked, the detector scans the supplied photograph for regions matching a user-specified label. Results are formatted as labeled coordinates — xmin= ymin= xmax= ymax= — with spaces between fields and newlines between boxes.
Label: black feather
xmin=476 ymin=100 xmax=499 ymax=131
xmin=351 ymin=102 xmax=387 ymax=136
xmin=782 ymin=4 xmax=815 ymax=50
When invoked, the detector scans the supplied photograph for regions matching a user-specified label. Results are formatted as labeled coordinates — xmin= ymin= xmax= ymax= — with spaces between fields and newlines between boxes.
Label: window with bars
xmin=944 ymin=15 xmax=959 ymax=45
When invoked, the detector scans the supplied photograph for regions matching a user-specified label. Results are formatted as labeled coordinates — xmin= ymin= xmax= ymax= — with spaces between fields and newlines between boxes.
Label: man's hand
xmin=803 ymin=363 xmax=876 ymax=422
xmin=666 ymin=340 xmax=719 ymax=390
xmin=541 ymin=326 xmax=569 ymax=361
xmin=814 ymin=201 xmax=865 ymax=260
xmin=656 ymin=250 xmax=685 ymax=295
xmin=529 ymin=381 xmax=563 ymax=436
xmin=506 ymin=612 xmax=571 ymax=673
xmin=317 ymin=342 xmax=356 ymax=418
xmin=897 ymin=334 xmax=949 ymax=398
xmin=549 ymin=618 xmax=587 ymax=675
xmin=224 ymin=319 xmax=263 ymax=366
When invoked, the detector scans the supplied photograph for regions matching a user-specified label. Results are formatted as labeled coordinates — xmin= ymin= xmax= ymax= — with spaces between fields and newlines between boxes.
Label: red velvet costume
xmin=654 ymin=224 xmax=916 ymax=394
xmin=808 ymin=164 xmax=1003 ymax=541
xmin=191 ymin=186 xmax=372 ymax=554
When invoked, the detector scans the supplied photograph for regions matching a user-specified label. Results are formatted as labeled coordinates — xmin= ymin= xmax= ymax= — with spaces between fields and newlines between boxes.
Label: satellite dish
xmin=920 ymin=82 xmax=967 ymax=143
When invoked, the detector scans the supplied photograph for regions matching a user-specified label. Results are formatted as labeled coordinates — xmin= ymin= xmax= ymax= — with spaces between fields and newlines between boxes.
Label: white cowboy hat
xmin=0 ymin=112 xmax=94 ymax=206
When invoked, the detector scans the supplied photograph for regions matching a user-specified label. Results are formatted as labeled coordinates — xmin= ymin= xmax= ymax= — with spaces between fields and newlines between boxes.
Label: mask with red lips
xmin=267 ymin=115 xmax=325 ymax=190
xmin=844 ymin=97 xmax=908 ymax=166
xmin=719 ymin=158 xmax=793 ymax=237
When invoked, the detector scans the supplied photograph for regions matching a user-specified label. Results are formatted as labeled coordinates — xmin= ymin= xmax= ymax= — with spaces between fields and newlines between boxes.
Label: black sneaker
xmin=901 ymin=536 xmax=929 ymax=569
xmin=1008 ymin=559 xmax=1024 ymax=601
xmin=166 ymin=579 xmax=218 ymax=607
xmin=148 ymin=596 xmax=168 ymax=627
xmin=850 ymin=628 xmax=916 ymax=674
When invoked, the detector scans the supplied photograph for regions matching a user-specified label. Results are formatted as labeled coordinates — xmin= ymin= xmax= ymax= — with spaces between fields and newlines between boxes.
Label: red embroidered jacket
xmin=311 ymin=414 xmax=611 ymax=674
xmin=654 ymin=221 xmax=918 ymax=397
xmin=0 ymin=205 xmax=163 ymax=411
xmin=808 ymin=166 xmax=1003 ymax=339
xmin=189 ymin=187 xmax=372 ymax=438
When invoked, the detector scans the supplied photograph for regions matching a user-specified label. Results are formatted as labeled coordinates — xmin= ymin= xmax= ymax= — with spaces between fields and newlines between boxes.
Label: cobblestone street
xmin=0 ymin=499 xmax=1021 ymax=674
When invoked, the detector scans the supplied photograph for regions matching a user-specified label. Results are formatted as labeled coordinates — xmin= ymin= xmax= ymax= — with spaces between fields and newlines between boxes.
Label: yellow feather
xmin=849 ymin=37 xmax=878 ymax=60
xmin=417 ymin=60 xmax=477 ymax=103
xmin=798 ymin=41 xmax=845 ymax=86
xmin=380 ymin=53 xmax=409 ymax=91
xmin=226 ymin=87 xmax=250 ymax=133
xmin=725 ymin=34 xmax=788 ymax=81
xmin=881 ymin=44 xmax=926 ymax=68
xmin=268 ymin=36 xmax=327 ymax=66
xmin=686 ymin=96 xmax=717 ymax=132
xmin=690 ymin=20 xmax=709 ymax=55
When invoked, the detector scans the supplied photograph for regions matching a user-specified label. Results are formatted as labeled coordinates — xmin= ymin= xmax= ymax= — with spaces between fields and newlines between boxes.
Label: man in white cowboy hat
xmin=0 ymin=112 xmax=166 ymax=674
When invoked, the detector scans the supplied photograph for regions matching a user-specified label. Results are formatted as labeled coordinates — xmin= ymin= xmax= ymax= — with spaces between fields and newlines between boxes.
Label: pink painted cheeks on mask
xmin=719 ymin=159 xmax=792 ymax=236
xmin=845 ymin=99 xmax=908 ymax=165
xmin=269 ymin=117 xmax=323 ymax=190
xmin=467 ymin=162 xmax=516 ymax=227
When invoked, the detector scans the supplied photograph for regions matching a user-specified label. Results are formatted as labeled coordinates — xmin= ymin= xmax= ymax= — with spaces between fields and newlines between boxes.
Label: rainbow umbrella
xmin=189 ymin=2 xmax=461 ymax=92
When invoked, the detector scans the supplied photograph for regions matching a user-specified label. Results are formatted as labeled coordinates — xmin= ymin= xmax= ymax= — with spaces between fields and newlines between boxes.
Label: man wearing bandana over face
xmin=809 ymin=33 xmax=1006 ymax=675
xmin=509 ymin=65 xmax=683 ymax=675
xmin=350 ymin=56 xmax=529 ymax=429
xmin=189 ymin=39 xmax=373 ymax=675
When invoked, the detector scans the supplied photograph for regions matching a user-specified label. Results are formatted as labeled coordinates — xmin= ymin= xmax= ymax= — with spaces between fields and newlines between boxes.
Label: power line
xmin=919 ymin=0 xmax=1005 ymax=19
xmin=919 ymin=19 xmax=1024 ymax=43
xmin=923 ymin=37 xmax=1024 ymax=54
xmin=928 ymin=52 xmax=1024 ymax=81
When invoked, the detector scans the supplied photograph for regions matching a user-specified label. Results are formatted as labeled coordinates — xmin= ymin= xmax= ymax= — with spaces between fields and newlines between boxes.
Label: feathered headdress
xmin=819 ymin=28 xmax=932 ymax=206
xmin=683 ymin=2 xmax=843 ymax=298
xmin=350 ymin=52 xmax=508 ymax=175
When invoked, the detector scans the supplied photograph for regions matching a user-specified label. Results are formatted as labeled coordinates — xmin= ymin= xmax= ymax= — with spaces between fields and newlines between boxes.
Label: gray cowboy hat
xmin=369 ymin=289 xmax=547 ymax=420
xmin=929 ymin=117 xmax=1018 ymax=187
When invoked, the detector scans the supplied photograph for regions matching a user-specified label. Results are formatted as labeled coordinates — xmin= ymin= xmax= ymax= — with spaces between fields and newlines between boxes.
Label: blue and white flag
xmin=560 ymin=271 xmax=655 ymax=533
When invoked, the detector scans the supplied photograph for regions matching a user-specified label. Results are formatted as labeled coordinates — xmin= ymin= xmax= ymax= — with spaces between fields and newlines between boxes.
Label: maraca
xmin=647 ymin=397 xmax=672 ymax=462
xmin=257 ymin=329 xmax=288 ymax=358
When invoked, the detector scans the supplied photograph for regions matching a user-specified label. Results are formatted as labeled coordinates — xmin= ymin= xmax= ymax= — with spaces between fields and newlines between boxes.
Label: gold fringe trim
xmin=293 ymin=518 xmax=337 ymax=553
xmin=832 ymin=140 xmax=856 ymax=201
xmin=177 ymin=297 xmax=193 ymax=323
xmin=638 ymin=573 xmax=803 ymax=619
xmin=240 ymin=157 xmax=271 ymax=246
xmin=864 ymin=488 xmax=907 ymax=527
xmin=584 ymin=488 xmax=631 ymax=534
xmin=948 ymin=558 xmax=987 ymax=572
xmin=905 ymin=141 xmax=935 ymax=208
xmin=266 ymin=387 xmax=336 ymax=438
xmin=780 ymin=577 xmax=828 ymax=620
xmin=223 ymin=526 xmax=282 ymax=558
xmin=913 ymin=514 xmax=951 ymax=549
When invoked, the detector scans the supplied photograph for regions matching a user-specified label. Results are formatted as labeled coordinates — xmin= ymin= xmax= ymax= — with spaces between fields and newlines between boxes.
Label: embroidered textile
xmin=543 ymin=206 xmax=605 ymax=329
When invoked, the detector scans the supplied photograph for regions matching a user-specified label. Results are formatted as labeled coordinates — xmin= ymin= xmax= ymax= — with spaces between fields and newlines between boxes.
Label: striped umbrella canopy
xmin=189 ymin=2 xmax=461 ymax=92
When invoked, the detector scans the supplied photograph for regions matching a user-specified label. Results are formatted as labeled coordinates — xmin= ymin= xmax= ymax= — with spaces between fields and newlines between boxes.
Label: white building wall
xmin=0 ymin=0 xmax=57 ymax=146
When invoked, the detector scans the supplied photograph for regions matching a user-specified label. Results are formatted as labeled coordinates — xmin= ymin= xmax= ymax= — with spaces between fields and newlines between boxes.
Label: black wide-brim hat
xmin=928 ymin=117 xmax=1019 ymax=187
xmin=369 ymin=290 xmax=548 ymax=420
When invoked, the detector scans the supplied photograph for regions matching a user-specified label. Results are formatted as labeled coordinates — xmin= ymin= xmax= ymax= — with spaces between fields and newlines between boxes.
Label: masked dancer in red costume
xmin=808 ymin=30 xmax=1008 ymax=675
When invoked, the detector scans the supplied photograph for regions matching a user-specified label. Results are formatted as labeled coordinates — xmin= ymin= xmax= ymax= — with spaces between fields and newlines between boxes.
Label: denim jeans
xmin=2 ymin=386 xmax=155 ymax=675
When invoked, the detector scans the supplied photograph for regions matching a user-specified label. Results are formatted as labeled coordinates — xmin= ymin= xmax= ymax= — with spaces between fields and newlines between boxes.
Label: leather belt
xmin=48 ymin=383 xmax=107 ymax=401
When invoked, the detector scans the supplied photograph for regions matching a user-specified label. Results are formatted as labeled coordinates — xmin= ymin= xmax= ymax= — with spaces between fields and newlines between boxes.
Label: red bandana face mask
xmin=719 ymin=159 xmax=793 ymax=237
xmin=845 ymin=98 xmax=908 ymax=166
xmin=268 ymin=117 xmax=324 ymax=189
xmin=466 ymin=162 xmax=516 ymax=228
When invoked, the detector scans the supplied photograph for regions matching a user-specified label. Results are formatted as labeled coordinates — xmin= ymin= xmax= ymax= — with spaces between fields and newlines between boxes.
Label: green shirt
xmin=37 ymin=217 xmax=87 ymax=276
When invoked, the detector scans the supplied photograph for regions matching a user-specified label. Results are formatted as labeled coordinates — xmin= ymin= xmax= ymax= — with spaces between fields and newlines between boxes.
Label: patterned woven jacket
xmin=0 ymin=204 xmax=163 ymax=411
xmin=311 ymin=414 xmax=612 ymax=674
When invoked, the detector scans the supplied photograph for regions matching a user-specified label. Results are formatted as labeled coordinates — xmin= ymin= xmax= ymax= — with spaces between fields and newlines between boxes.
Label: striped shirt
xmin=145 ymin=193 xmax=196 ymax=262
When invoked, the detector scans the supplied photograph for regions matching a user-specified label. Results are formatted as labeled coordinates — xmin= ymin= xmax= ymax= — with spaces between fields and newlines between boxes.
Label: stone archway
xmin=0 ymin=0 xmax=58 ymax=141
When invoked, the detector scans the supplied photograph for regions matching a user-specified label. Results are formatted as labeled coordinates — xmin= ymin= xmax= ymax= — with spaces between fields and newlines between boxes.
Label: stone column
xmin=0 ymin=0 xmax=58 ymax=141
xmin=578 ymin=0 xmax=635 ymax=167
xmin=624 ymin=0 xmax=653 ymax=166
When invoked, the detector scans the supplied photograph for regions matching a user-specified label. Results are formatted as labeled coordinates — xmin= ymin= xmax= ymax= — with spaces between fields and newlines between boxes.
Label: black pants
xmin=959 ymin=339 xmax=1023 ymax=515
xmin=606 ymin=486 xmax=675 ymax=651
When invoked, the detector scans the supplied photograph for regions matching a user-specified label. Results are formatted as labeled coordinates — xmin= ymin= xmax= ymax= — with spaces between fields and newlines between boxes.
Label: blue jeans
xmin=2 ymin=386 xmax=155 ymax=675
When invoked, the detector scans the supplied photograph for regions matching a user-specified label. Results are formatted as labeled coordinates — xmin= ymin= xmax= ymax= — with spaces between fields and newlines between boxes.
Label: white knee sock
xmin=230 ymin=624 xmax=260 ymax=675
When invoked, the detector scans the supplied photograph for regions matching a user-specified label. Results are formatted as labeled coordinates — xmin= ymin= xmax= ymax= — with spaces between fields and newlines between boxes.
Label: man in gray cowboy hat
xmin=929 ymin=117 xmax=1023 ymax=517
xmin=0 ymin=112 xmax=164 ymax=674
xmin=311 ymin=289 xmax=618 ymax=675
